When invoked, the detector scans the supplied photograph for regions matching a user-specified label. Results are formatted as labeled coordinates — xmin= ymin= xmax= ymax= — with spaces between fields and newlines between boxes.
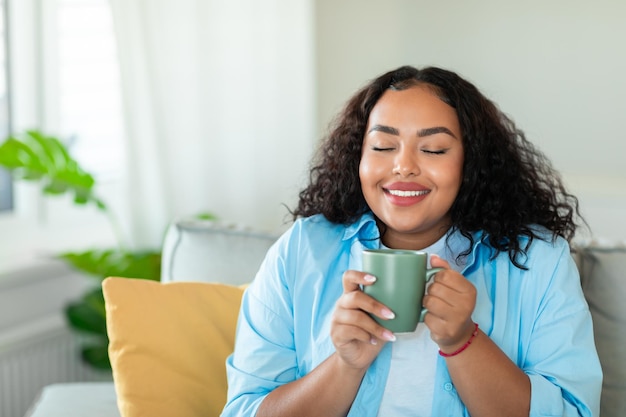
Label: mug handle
xmin=419 ymin=267 xmax=444 ymax=322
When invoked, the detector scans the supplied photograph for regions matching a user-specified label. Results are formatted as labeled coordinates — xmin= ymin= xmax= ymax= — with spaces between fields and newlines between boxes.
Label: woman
xmin=221 ymin=66 xmax=602 ymax=417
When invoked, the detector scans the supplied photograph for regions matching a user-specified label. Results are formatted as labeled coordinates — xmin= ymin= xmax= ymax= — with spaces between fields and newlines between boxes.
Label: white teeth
xmin=388 ymin=189 xmax=429 ymax=197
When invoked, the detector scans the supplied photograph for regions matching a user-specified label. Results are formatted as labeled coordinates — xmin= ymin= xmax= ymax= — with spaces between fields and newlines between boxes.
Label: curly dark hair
xmin=292 ymin=65 xmax=583 ymax=268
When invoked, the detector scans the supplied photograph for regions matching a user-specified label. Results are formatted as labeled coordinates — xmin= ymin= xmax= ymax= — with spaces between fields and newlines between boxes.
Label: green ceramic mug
xmin=362 ymin=249 xmax=443 ymax=333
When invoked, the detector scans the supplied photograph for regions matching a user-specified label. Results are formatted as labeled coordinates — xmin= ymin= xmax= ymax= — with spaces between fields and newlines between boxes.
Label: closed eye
xmin=422 ymin=149 xmax=447 ymax=155
xmin=372 ymin=146 xmax=395 ymax=152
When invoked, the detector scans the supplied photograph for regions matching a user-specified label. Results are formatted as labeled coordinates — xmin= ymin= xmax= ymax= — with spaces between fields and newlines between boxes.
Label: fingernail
xmin=370 ymin=337 xmax=378 ymax=345
xmin=381 ymin=308 xmax=395 ymax=319
xmin=383 ymin=331 xmax=396 ymax=342
xmin=364 ymin=274 xmax=376 ymax=282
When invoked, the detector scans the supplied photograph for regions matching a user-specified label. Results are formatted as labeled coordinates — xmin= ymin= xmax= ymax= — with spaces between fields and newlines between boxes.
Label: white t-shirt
xmin=377 ymin=323 xmax=438 ymax=416
xmin=376 ymin=233 xmax=466 ymax=416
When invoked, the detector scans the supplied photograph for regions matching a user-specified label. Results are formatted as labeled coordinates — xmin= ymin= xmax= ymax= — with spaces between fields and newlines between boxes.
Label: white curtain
xmin=108 ymin=0 xmax=315 ymax=248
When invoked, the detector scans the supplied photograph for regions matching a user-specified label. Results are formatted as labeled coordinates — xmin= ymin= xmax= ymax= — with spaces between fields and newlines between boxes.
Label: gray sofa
xmin=25 ymin=219 xmax=625 ymax=416
xmin=25 ymin=219 xmax=278 ymax=417
xmin=575 ymin=244 xmax=626 ymax=417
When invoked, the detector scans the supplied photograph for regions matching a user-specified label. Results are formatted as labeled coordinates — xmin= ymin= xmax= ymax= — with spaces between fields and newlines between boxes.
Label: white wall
xmin=314 ymin=0 xmax=626 ymax=241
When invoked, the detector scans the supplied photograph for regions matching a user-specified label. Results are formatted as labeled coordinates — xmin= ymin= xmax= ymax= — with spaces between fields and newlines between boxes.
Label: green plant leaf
xmin=59 ymin=249 xmax=162 ymax=281
xmin=27 ymin=130 xmax=67 ymax=171
xmin=64 ymin=288 xmax=107 ymax=335
xmin=195 ymin=212 xmax=218 ymax=221
xmin=0 ymin=137 xmax=47 ymax=177
xmin=81 ymin=342 xmax=111 ymax=370
xmin=0 ymin=130 xmax=102 ymax=210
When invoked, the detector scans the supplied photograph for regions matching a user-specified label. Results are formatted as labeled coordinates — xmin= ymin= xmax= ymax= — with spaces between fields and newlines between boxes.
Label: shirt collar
xmin=342 ymin=211 xmax=380 ymax=244
xmin=342 ymin=211 xmax=485 ymax=270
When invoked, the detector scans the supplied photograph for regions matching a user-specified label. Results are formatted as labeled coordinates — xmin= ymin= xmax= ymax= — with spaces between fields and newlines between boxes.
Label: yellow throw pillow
xmin=102 ymin=277 xmax=245 ymax=417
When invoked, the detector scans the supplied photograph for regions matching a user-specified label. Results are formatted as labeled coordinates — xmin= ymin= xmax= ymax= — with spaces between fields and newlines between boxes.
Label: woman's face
xmin=359 ymin=85 xmax=464 ymax=249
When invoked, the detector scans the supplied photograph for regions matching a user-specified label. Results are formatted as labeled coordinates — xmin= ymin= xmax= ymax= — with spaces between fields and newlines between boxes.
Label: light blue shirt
xmin=222 ymin=213 xmax=602 ymax=417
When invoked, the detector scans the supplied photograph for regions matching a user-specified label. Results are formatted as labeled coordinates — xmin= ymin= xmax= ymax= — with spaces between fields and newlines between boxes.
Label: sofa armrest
xmin=575 ymin=243 xmax=626 ymax=417
xmin=25 ymin=383 xmax=119 ymax=417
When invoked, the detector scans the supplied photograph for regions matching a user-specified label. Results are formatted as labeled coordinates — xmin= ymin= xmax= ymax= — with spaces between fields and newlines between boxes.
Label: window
xmin=0 ymin=0 xmax=124 ymax=272
xmin=54 ymin=0 xmax=124 ymax=178
xmin=0 ymin=0 xmax=12 ymax=212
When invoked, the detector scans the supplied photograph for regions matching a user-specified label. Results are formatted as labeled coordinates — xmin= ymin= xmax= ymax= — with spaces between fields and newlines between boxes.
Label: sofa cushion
xmin=102 ymin=277 xmax=245 ymax=417
xmin=160 ymin=219 xmax=278 ymax=285
xmin=577 ymin=246 xmax=626 ymax=417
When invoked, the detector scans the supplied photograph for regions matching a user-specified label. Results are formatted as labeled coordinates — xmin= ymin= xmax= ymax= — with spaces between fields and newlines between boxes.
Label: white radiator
xmin=0 ymin=259 xmax=113 ymax=416
xmin=0 ymin=316 xmax=112 ymax=417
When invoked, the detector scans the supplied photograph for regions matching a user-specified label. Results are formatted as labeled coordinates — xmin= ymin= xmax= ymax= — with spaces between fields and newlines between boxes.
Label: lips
xmin=383 ymin=182 xmax=431 ymax=205
xmin=384 ymin=182 xmax=430 ymax=193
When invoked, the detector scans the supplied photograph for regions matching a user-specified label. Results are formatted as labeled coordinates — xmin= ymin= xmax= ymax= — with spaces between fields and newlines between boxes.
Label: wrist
xmin=331 ymin=352 xmax=369 ymax=379
xmin=438 ymin=322 xmax=479 ymax=358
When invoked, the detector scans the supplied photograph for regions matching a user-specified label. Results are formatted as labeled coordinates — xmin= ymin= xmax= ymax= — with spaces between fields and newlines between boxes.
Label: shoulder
xmin=473 ymin=225 xmax=571 ymax=268
xmin=276 ymin=214 xmax=346 ymax=251
xmin=277 ymin=213 xmax=378 ymax=251
xmin=261 ymin=214 xmax=351 ymax=281
xmin=520 ymin=226 xmax=572 ymax=269
xmin=293 ymin=213 xmax=346 ymax=236
xmin=509 ymin=227 xmax=582 ymax=312
xmin=248 ymin=215 xmax=357 ymax=306
xmin=469 ymin=226 xmax=576 ymax=294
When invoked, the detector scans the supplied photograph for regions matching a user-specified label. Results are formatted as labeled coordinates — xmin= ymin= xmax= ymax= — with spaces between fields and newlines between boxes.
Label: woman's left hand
xmin=423 ymin=255 xmax=477 ymax=353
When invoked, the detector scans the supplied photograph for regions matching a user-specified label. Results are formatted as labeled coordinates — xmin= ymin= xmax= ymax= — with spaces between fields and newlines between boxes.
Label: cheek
xmin=448 ymin=159 xmax=464 ymax=192
xmin=359 ymin=152 xmax=389 ymax=177
xmin=358 ymin=157 xmax=373 ymax=185
xmin=358 ymin=157 xmax=383 ymax=205
xmin=428 ymin=158 xmax=464 ymax=189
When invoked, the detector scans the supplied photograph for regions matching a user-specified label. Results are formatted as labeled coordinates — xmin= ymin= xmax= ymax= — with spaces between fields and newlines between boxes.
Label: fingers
xmin=341 ymin=270 xmax=394 ymax=319
xmin=423 ymin=257 xmax=477 ymax=349
xmin=342 ymin=269 xmax=375 ymax=293
xmin=428 ymin=255 xmax=475 ymax=294
xmin=331 ymin=270 xmax=395 ymax=369
xmin=337 ymin=288 xmax=395 ymax=321
xmin=430 ymin=254 xmax=451 ymax=269
xmin=334 ymin=270 xmax=397 ymax=342
xmin=331 ymin=305 xmax=396 ymax=344
xmin=424 ymin=274 xmax=476 ymax=318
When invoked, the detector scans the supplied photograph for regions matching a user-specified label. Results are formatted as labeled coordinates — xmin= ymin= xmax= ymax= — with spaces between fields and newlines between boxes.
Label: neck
xmin=377 ymin=221 xmax=451 ymax=251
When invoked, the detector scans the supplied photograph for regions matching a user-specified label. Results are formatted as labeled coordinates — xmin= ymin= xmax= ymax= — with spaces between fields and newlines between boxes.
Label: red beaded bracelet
xmin=438 ymin=322 xmax=479 ymax=358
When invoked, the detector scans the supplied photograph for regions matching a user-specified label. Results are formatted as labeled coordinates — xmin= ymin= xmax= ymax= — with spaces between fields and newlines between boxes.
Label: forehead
xmin=367 ymin=85 xmax=460 ymax=132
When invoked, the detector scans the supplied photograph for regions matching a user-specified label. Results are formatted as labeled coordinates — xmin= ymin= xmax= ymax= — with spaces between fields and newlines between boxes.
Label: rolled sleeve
xmin=222 ymin=237 xmax=297 ymax=416
xmin=523 ymin=244 xmax=602 ymax=416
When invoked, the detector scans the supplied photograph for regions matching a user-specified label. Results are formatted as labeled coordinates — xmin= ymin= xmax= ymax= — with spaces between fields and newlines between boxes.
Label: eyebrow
xmin=368 ymin=124 xmax=458 ymax=139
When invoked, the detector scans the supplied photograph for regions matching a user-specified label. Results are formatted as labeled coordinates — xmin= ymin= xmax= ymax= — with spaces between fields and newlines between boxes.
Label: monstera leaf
xmin=59 ymin=249 xmax=162 ymax=282
xmin=64 ymin=287 xmax=111 ymax=370
xmin=0 ymin=130 xmax=106 ymax=208
xmin=59 ymin=248 xmax=161 ymax=370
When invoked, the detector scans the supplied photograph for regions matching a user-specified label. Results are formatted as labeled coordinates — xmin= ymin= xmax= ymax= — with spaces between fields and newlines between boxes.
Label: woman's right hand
xmin=330 ymin=270 xmax=397 ymax=370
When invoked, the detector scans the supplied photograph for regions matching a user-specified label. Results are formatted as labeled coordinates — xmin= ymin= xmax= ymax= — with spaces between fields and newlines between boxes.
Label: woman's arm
xmin=257 ymin=353 xmax=366 ymax=417
xmin=257 ymin=269 xmax=395 ymax=416
xmin=443 ymin=328 xmax=531 ymax=417
xmin=426 ymin=256 xmax=530 ymax=417
xmin=427 ymin=244 xmax=601 ymax=417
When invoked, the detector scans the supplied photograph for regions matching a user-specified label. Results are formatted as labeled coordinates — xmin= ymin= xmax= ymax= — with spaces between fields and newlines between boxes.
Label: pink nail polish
xmin=364 ymin=274 xmax=376 ymax=282
xmin=383 ymin=331 xmax=396 ymax=342
xmin=381 ymin=308 xmax=395 ymax=319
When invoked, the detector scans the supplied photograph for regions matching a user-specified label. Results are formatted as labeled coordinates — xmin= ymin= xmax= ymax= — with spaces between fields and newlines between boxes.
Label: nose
xmin=393 ymin=147 xmax=420 ymax=177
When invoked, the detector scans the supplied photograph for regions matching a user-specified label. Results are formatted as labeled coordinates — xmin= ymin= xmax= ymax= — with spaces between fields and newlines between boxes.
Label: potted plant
xmin=0 ymin=130 xmax=215 ymax=369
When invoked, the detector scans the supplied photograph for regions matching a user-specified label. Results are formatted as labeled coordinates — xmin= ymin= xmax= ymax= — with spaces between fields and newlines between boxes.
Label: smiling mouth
xmin=386 ymin=189 xmax=430 ymax=197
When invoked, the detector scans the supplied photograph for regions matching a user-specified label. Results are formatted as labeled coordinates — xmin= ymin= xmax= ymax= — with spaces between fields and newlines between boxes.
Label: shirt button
xmin=443 ymin=382 xmax=454 ymax=391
